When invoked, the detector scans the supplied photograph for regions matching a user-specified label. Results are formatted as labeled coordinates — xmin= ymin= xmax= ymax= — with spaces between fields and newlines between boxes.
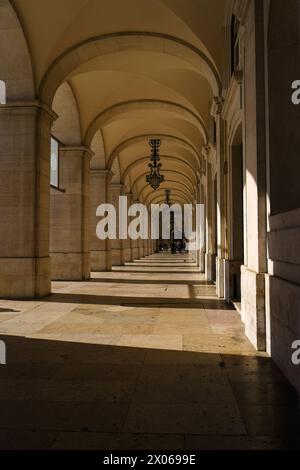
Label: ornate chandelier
xmin=146 ymin=139 xmax=164 ymax=190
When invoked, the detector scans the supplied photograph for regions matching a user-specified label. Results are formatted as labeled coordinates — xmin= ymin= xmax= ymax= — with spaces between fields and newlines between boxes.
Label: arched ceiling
xmin=11 ymin=0 xmax=227 ymax=205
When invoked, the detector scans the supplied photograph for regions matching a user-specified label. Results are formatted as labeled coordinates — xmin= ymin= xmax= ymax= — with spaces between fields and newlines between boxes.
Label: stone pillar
xmin=131 ymin=239 xmax=139 ymax=261
xmin=109 ymin=183 xmax=123 ymax=267
xmin=0 ymin=101 xmax=56 ymax=299
xmin=138 ymin=238 xmax=144 ymax=259
xmin=205 ymin=151 xmax=217 ymax=282
xmin=50 ymin=146 xmax=92 ymax=280
xmin=190 ymin=199 xmax=197 ymax=262
xmin=195 ymin=180 xmax=206 ymax=272
xmin=241 ymin=0 xmax=267 ymax=351
xmin=147 ymin=238 xmax=152 ymax=256
xmin=143 ymin=236 xmax=149 ymax=258
xmin=122 ymin=192 xmax=133 ymax=264
xmin=130 ymin=199 xmax=140 ymax=260
xmin=90 ymin=170 xmax=112 ymax=271
xmin=212 ymin=98 xmax=226 ymax=298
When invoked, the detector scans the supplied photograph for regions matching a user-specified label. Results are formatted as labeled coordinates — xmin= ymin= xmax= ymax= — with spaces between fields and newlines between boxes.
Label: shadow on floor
xmin=42 ymin=293 xmax=234 ymax=310
xmin=0 ymin=308 xmax=20 ymax=313
xmin=0 ymin=334 xmax=299 ymax=450
xmin=89 ymin=278 xmax=212 ymax=286
xmin=112 ymin=270 xmax=200 ymax=274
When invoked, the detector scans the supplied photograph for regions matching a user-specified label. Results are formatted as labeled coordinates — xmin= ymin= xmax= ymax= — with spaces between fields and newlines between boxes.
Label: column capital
xmin=60 ymin=146 xmax=94 ymax=160
xmin=0 ymin=99 xmax=58 ymax=122
xmin=90 ymin=169 xmax=112 ymax=176
xmin=110 ymin=183 xmax=125 ymax=191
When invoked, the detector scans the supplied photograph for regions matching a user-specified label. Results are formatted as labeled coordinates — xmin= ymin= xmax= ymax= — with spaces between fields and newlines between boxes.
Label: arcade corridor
xmin=0 ymin=254 xmax=299 ymax=450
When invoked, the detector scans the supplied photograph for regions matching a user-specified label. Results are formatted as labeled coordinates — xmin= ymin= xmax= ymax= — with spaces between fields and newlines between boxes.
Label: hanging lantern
xmin=146 ymin=139 xmax=164 ymax=190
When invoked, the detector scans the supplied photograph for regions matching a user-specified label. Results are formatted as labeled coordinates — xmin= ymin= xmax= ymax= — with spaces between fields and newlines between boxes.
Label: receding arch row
xmin=107 ymin=134 xmax=202 ymax=171
xmin=135 ymin=173 xmax=195 ymax=201
xmin=85 ymin=99 xmax=208 ymax=145
xmin=122 ymin=155 xmax=198 ymax=183
xmin=145 ymin=188 xmax=191 ymax=206
xmin=39 ymin=32 xmax=222 ymax=105
xmin=141 ymin=182 xmax=194 ymax=203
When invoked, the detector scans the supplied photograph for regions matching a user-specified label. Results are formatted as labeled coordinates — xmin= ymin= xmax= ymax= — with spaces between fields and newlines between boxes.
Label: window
xmin=231 ymin=15 xmax=240 ymax=75
xmin=0 ymin=80 xmax=6 ymax=104
xmin=50 ymin=137 xmax=59 ymax=188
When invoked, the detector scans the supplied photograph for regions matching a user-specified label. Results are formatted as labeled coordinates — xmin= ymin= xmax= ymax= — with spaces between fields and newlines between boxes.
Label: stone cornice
xmin=90 ymin=169 xmax=113 ymax=180
xmin=60 ymin=146 xmax=94 ymax=159
xmin=0 ymin=100 xmax=58 ymax=121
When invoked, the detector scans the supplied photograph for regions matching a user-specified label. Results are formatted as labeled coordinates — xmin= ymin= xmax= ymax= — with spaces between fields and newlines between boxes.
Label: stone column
xmin=50 ymin=146 xmax=92 ymax=280
xmin=0 ymin=101 xmax=56 ymax=299
xmin=131 ymin=239 xmax=139 ymax=261
xmin=190 ymin=199 xmax=197 ymax=262
xmin=195 ymin=180 xmax=206 ymax=272
xmin=212 ymin=98 xmax=226 ymax=298
xmin=137 ymin=239 xmax=143 ymax=259
xmin=205 ymin=151 xmax=217 ymax=282
xmin=241 ymin=0 xmax=267 ymax=350
xmin=90 ymin=170 xmax=112 ymax=271
xmin=146 ymin=213 xmax=152 ymax=257
xmin=143 ymin=237 xmax=149 ymax=258
xmin=147 ymin=239 xmax=152 ymax=256
xmin=122 ymin=192 xmax=133 ymax=264
xmin=109 ymin=183 xmax=123 ymax=267
xmin=130 ymin=199 xmax=140 ymax=261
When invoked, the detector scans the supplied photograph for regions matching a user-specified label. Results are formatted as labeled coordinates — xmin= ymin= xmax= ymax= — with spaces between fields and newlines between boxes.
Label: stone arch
xmin=111 ymin=158 xmax=121 ymax=184
xmin=135 ymin=172 xmax=195 ymax=200
xmin=146 ymin=189 xmax=190 ymax=205
xmin=39 ymin=32 xmax=222 ymax=105
xmin=0 ymin=0 xmax=34 ymax=101
xmin=107 ymin=134 xmax=201 ymax=171
xmin=52 ymin=82 xmax=82 ymax=145
xmin=50 ymin=82 xmax=91 ymax=282
xmin=122 ymin=155 xmax=198 ymax=182
xmin=85 ymin=99 xmax=208 ymax=145
xmin=90 ymin=130 xmax=106 ymax=170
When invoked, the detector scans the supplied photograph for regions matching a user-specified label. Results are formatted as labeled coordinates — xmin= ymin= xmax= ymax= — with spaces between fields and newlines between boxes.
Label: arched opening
xmin=212 ymin=175 xmax=218 ymax=283
xmin=49 ymin=82 xmax=91 ymax=282
xmin=229 ymin=123 xmax=244 ymax=302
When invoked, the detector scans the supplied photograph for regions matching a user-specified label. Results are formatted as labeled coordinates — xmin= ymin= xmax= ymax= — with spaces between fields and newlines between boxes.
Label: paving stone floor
xmin=0 ymin=253 xmax=299 ymax=450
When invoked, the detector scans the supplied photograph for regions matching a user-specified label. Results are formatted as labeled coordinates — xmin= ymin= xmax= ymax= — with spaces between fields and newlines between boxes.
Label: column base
xmin=51 ymin=253 xmax=90 ymax=281
xmin=241 ymin=265 xmax=266 ymax=351
xmin=0 ymin=257 xmax=51 ymax=299
xmin=224 ymin=259 xmax=243 ymax=302
xmin=91 ymin=250 xmax=111 ymax=271
xmin=111 ymin=248 xmax=122 ymax=267
xmin=205 ymin=253 xmax=216 ymax=282
xmin=216 ymin=257 xmax=226 ymax=298
xmin=132 ymin=248 xmax=139 ymax=260
xmin=197 ymin=249 xmax=205 ymax=273
xmin=122 ymin=248 xmax=132 ymax=264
